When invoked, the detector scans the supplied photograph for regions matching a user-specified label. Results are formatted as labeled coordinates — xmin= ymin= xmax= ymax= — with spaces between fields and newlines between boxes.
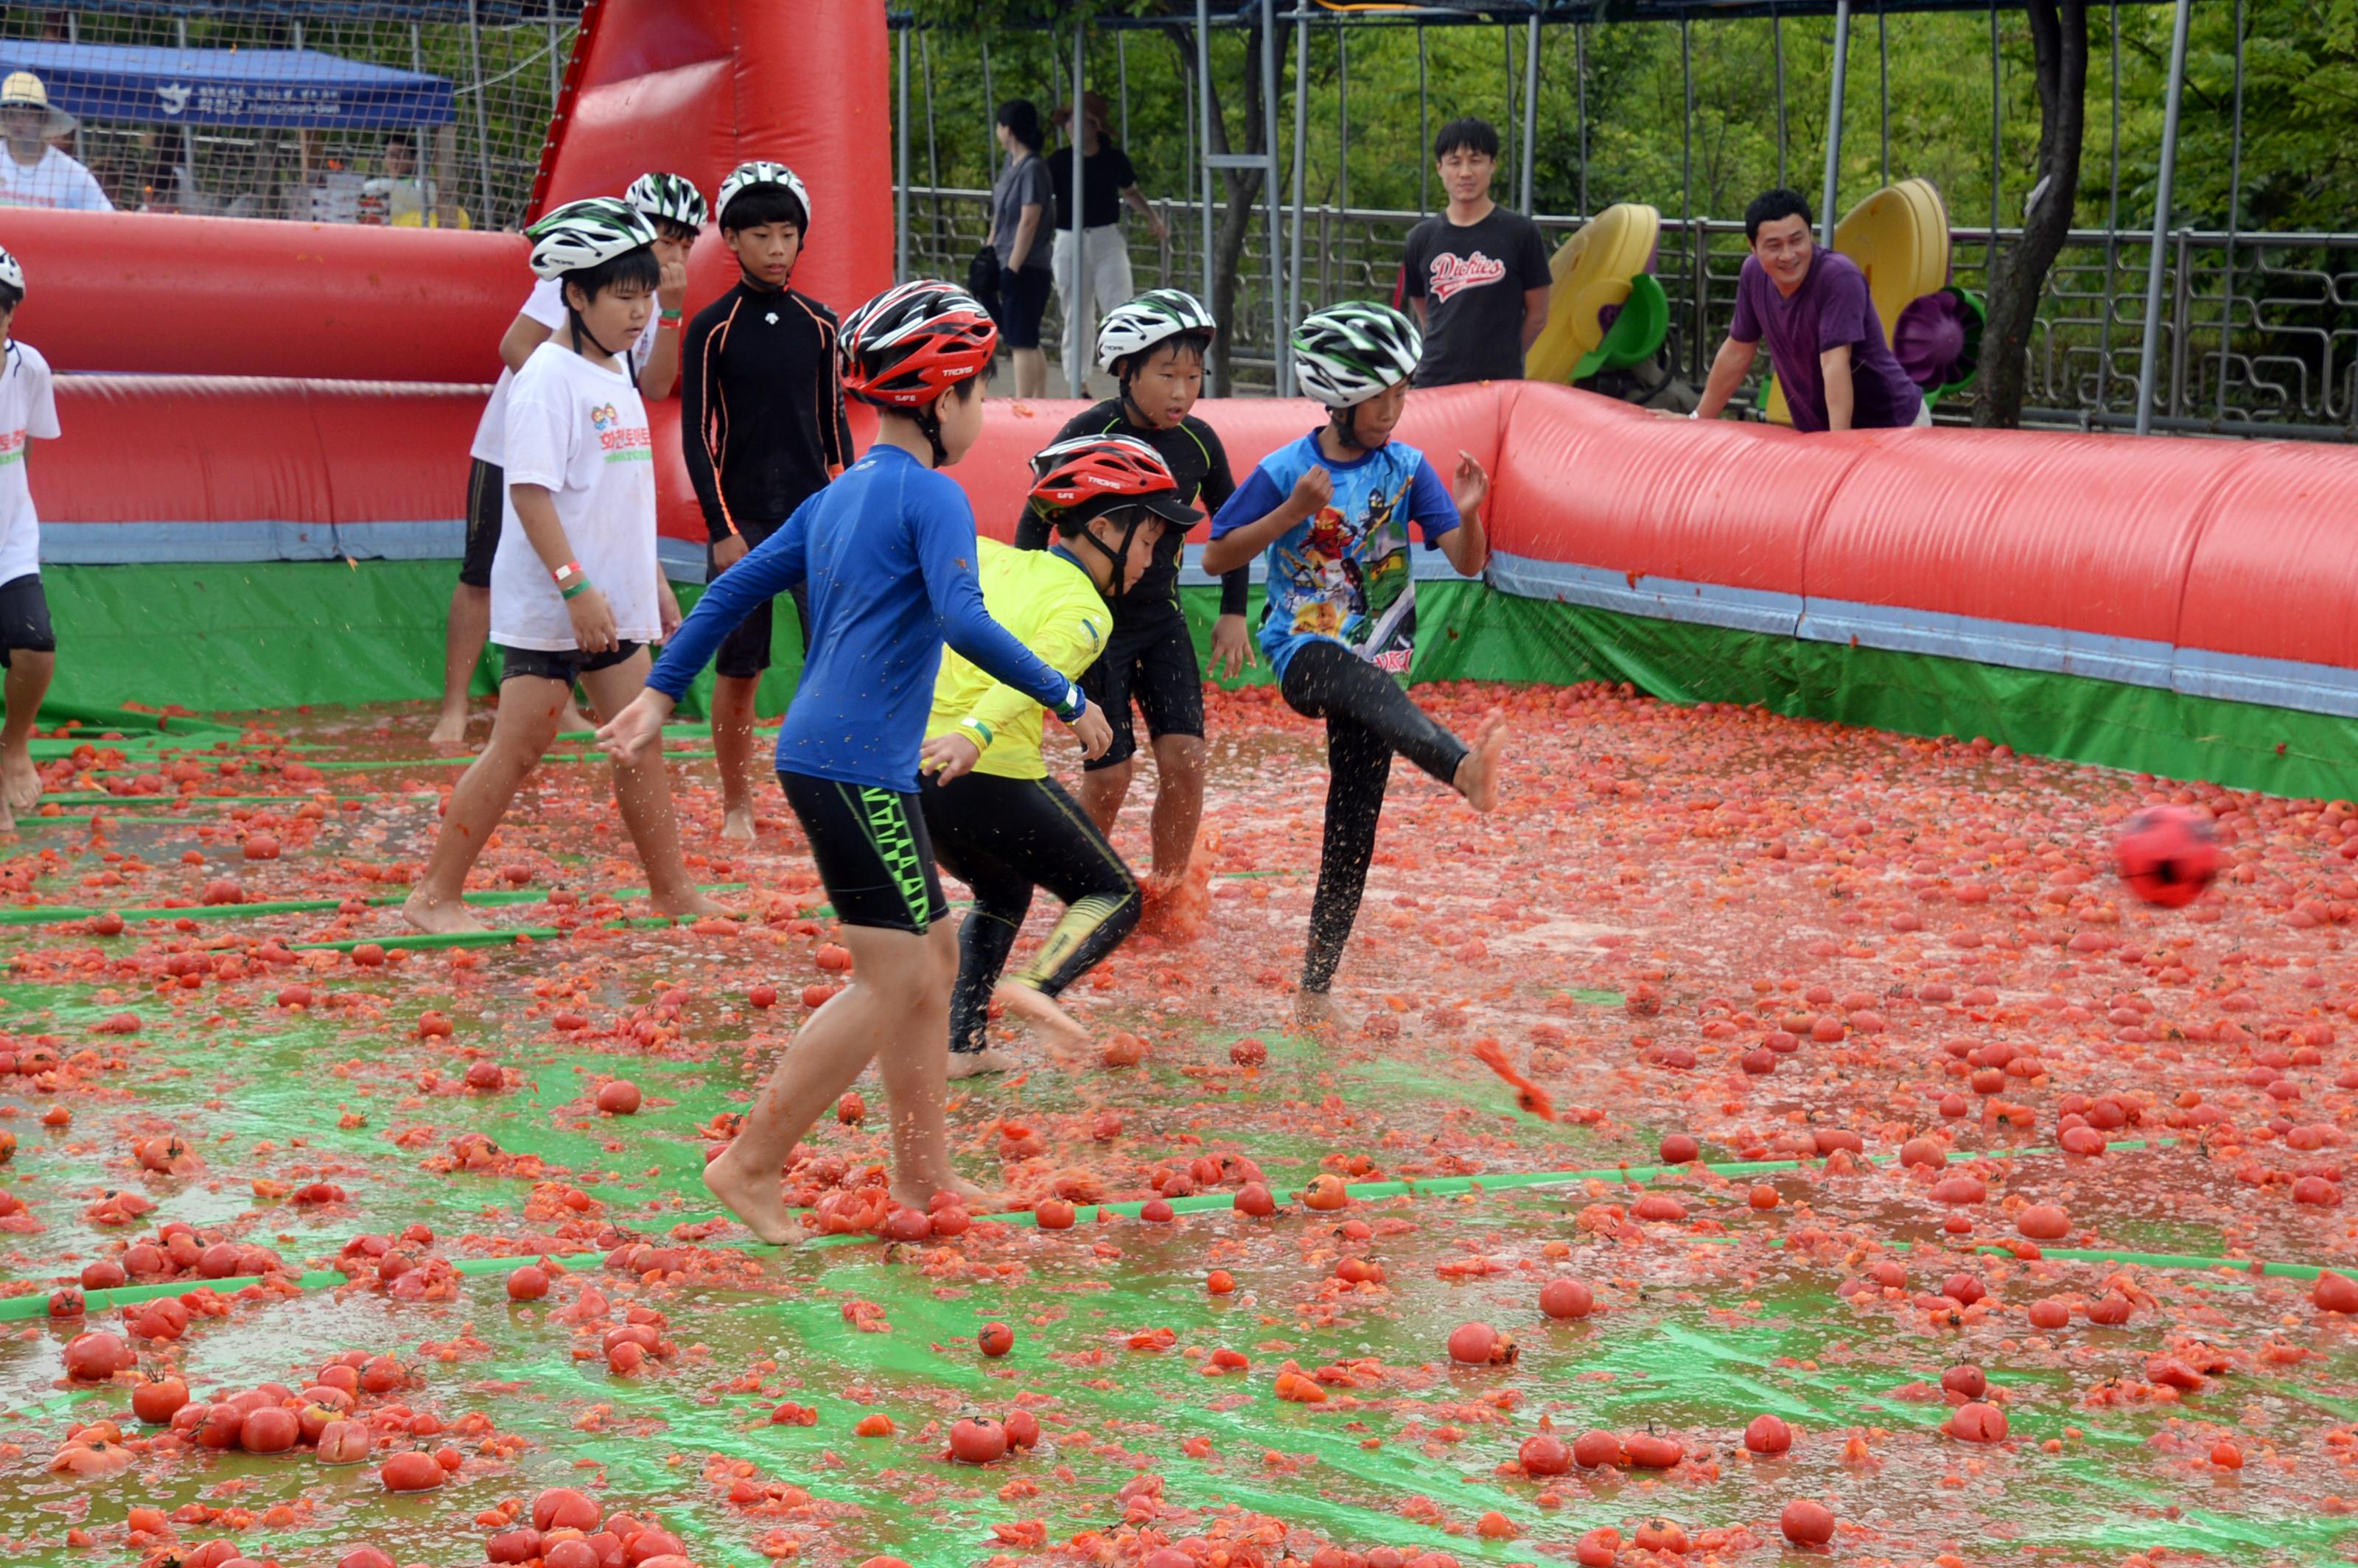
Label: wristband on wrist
xmin=561 ymin=578 xmax=593 ymax=601
xmin=959 ymin=716 xmax=994 ymax=750
xmin=551 ymin=560 xmax=585 ymax=589
xmin=660 ymin=309 xmax=683 ymax=324
xmin=1053 ymin=683 xmax=1087 ymax=725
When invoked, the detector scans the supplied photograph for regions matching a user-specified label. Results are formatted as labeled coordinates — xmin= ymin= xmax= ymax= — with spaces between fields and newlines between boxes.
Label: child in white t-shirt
xmin=430 ymin=172 xmax=701 ymax=745
xmin=403 ymin=200 xmax=723 ymax=934
xmin=0 ymin=245 xmax=61 ymax=832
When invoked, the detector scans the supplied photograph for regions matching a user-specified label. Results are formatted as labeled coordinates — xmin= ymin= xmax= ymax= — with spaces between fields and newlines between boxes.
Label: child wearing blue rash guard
xmin=601 ymin=281 xmax=1110 ymax=1242
xmin=1203 ymin=303 xmax=1507 ymax=1033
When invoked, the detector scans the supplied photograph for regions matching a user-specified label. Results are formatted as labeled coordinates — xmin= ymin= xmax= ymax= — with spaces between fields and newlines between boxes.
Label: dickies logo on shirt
xmin=1427 ymin=250 xmax=1508 ymax=302
xmin=590 ymin=402 xmax=653 ymax=461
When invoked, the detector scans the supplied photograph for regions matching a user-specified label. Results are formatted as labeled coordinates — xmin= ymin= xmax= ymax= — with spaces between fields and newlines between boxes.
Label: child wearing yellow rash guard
xmin=917 ymin=435 xmax=1194 ymax=1073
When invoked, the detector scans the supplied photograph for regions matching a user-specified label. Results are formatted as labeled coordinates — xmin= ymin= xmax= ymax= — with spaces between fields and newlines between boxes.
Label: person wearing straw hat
xmin=0 ymin=72 xmax=111 ymax=213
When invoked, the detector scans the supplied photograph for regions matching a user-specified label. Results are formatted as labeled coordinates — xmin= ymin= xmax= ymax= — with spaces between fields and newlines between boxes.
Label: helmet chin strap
xmin=1071 ymin=508 xmax=1147 ymax=599
xmin=569 ymin=307 xmax=627 ymax=366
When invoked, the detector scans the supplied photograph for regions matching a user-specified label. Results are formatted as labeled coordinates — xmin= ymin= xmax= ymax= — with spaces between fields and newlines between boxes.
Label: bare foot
xmin=947 ymin=1046 xmax=1022 ymax=1079
xmin=652 ymin=887 xmax=730 ymax=920
xmin=1295 ymin=987 xmax=1355 ymax=1034
xmin=0 ymin=794 xmax=15 ymax=833
xmin=703 ymin=1147 xmax=806 ymax=1245
xmin=402 ymin=888 xmax=489 ymax=935
xmin=1 ymin=746 xmax=40 ymax=813
xmin=426 ymin=707 xmax=471 ymax=746
xmin=993 ymin=983 xmax=1091 ymax=1060
xmin=895 ymin=1172 xmax=990 ymax=1210
xmin=557 ymin=703 xmax=595 ymax=738
xmin=1452 ymin=710 xmax=1508 ymax=813
xmin=721 ymin=804 xmax=757 ymax=843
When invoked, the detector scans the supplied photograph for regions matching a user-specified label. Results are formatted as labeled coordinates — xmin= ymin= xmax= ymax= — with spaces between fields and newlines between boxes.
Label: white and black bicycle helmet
xmin=526 ymin=197 xmax=658 ymax=281
xmin=623 ymin=170 xmax=707 ymax=232
xmin=1095 ymin=288 xmax=1217 ymax=372
xmin=716 ymin=160 xmax=811 ymax=231
xmin=0 ymin=245 xmax=24 ymax=297
xmin=1292 ymin=301 xmax=1423 ymax=408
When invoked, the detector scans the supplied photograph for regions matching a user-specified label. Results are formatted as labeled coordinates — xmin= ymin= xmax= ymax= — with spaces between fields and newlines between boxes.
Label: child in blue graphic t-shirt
xmin=1204 ymin=302 xmax=1507 ymax=1031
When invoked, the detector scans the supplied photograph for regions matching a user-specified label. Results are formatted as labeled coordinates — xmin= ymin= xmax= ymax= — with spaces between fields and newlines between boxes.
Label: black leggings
xmin=921 ymin=770 xmax=1140 ymax=1054
xmin=1280 ymin=640 xmax=1470 ymax=995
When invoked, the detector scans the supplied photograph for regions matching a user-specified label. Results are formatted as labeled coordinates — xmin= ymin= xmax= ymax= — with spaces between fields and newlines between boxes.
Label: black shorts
xmin=1079 ymin=600 xmax=1205 ymax=771
xmin=707 ymin=518 xmax=811 ymax=680
xmin=458 ymin=458 xmax=503 ymax=589
xmin=779 ymin=769 xmax=948 ymax=934
xmin=998 ymin=267 xmax=1052 ymax=350
xmin=495 ymin=640 xmax=640 ymax=686
xmin=0 ymin=573 xmax=55 ymax=666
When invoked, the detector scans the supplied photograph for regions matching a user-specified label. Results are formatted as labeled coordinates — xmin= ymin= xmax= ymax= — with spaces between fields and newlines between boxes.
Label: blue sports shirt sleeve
xmin=646 ymin=496 xmax=811 ymax=701
xmin=910 ymin=473 xmax=1085 ymax=720
xmin=1406 ymin=455 xmax=1462 ymax=543
xmin=1208 ymin=466 xmax=1286 ymax=539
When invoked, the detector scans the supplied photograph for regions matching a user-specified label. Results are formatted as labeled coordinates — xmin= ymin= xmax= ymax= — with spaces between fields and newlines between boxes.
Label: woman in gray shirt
xmin=987 ymin=100 xmax=1054 ymax=398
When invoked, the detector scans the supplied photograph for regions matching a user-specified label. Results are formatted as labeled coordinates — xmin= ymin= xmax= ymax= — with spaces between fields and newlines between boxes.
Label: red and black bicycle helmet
xmin=1028 ymin=435 xmax=1198 ymax=598
xmin=1028 ymin=435 xmax=1200 ymax=528
xmin=838 ymin=280 xmax=998 ymax=410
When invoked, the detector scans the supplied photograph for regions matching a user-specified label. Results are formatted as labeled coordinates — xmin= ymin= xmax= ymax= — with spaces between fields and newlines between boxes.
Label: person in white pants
xmin=1049 ymin=92 xmax=1166 ymax=386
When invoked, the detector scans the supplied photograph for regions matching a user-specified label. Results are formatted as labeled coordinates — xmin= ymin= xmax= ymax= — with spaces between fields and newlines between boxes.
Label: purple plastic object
xmin=1597 ymin=301 xmax=1622 ymax=334
xmin=1892 ymin=290 xmax=1970 ymax=387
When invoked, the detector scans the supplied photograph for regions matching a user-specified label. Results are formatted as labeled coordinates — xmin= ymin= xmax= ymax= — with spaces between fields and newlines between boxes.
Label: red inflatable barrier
xmin=2176 ymin=445 xmax=2358 ymax=675
xmin=1483 ymin=388 xmax=1853 ymax=598
xmin=1807 ymin=429 xmax=2258 ymax=648
xmin=954 ymin=383 xmax=1508 ymax=544
xmin=1 ymin=209 xmax=525 ymax=382
xmin=535 ymin=0 xmax=891 ymax=367
xmin=36 ymin=378 xmax=477 ymax=556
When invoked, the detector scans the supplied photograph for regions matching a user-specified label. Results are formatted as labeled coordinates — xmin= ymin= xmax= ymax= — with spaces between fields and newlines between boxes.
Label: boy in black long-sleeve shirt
xmin=1012 ymin=290 xmax=1248 ymax=901
xmin=680 ymin=161 xmax=852 ymax=842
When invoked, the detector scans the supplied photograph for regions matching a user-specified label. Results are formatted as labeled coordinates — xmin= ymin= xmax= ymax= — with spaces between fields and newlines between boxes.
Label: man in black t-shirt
xmin=1012 ymin=290 xmax=1243 ymax=901
xmin=1395 ymin=116 xmax=1553 ymax=388
xmin=681 ymin=161 xmax=851 ymax=842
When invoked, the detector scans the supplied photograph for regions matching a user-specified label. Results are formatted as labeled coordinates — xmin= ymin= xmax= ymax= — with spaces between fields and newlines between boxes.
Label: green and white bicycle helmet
xmin=0 ymin=245 xmax=24 ymax=296
xmin=716 ymin=160 xmax=811 ymax=231
xmin=1292 ymin=301 xmax=1422 ymax=407
xmin=1096 ymin=288 xmax=1217 ymax=371
xmin=525 ymin=197 xmax=657 ymax=281
xmin=623 ymin=170 xmax=707 ymax=232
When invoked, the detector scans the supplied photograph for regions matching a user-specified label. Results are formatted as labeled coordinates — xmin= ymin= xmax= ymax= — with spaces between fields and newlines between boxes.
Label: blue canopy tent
xmin=0 ymin=41 xmax=454 ymax=128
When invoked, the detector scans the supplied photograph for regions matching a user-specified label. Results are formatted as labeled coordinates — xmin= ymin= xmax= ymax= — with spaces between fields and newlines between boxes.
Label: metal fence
xmin=0 ymin=4 xmax=570 ymax=233
xmin=904 ymin=185 xmax=2358 ymax=439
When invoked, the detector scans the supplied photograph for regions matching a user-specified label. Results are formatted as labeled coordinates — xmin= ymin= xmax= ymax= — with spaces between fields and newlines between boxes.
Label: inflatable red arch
xmin=4 ymin=1 xmax=2354 ymax=798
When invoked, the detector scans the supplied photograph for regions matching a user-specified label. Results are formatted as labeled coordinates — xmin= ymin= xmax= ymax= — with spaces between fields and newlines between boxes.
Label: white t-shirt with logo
xmin=469 ymin=277 xmax=658 ymax=468
xmin=0 ymin=145 xmax=112 ymax=212
xmin=0 ymin=341 xmax=61 ymax=584
xmin=489 ymin=343 xmax=660 ymax=653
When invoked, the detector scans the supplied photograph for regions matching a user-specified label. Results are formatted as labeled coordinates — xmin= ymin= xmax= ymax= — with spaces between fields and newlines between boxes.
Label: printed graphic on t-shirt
xmin=0 ymin=429 xmax=26 ymax=464
xmin=1427 ymin=250 xmax=1508 ymax=302
xmin=1272 ymin=472 xmax=1418 ymax=673
xmin=591 ymin=402 xmax=653 ymax=462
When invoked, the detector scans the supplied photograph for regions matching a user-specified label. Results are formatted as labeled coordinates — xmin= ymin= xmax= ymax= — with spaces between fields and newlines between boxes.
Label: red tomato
xmin=596 ymin=1080 xmax=642 ymax=1116
xmin=1539 ymin=1278 xmax=1593 ymax=1319
xmin=239 ymin=1406 xmax=299 ymax=1454
xmin=948 ymin=1415 xmax=1009 ymax=1464
xmin=1447 ymin=1322 xmax=1499 ymax=1365
xmin=977 ymin=1322 xmax=1014 ymax=1357
xmin=1003 ymin=1408 xmax=1040 ymax=1449
xmin=507 ymin=1264 xmax=550 ymax=1301
xmin=532 ymin=1488 xmax=601 ymax=1533
xmin=379 ymin=1450 xmax=443 ymax=1491
xmin=1781 ymin=1498 xmax=1836 ymax=1547
xmin=316 ymin=1419 xmax=372 ymax=1466
xmin=1743 ymin=1413 xmax=1793 ymax=1455
xmin=1572 ymin=1429 xmax=1623 ymax=1468
xmin=1518 ymin=1433 xmax=1571 ymax=1475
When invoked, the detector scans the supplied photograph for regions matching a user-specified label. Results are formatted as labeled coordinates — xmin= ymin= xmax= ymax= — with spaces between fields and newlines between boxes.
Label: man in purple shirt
xmin=1692 ymin=189 xmax=1926 ymax=432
